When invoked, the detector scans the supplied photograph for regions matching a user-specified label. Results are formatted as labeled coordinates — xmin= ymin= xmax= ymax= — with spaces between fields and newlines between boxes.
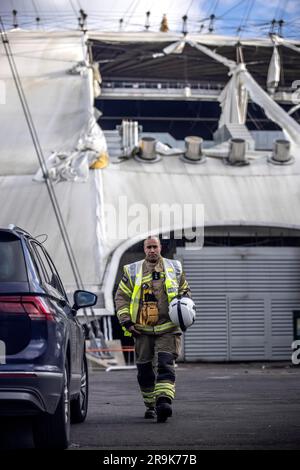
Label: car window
xmin=31 ymin=242 xmax=66 ymax=298
xmin=43 ymin=247 xmax=67 ymax=299
xmin=31 ymin=242 xmax=52 ymax=285
xmin=0 ymin=233 xmax=27 ymax=282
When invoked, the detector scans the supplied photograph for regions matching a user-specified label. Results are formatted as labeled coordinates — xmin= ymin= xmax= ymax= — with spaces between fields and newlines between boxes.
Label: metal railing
xmin=102 ymin=80 xmax=224 ymax=91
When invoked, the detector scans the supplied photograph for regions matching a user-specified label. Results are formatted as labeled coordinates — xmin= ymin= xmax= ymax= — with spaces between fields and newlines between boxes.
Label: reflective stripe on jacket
xmin=117 ymin=257 xmax=182 ymax=335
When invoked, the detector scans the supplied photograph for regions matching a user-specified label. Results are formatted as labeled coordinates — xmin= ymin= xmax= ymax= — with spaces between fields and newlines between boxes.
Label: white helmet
xmin=168 ymin=297 xmax=196 ymax=331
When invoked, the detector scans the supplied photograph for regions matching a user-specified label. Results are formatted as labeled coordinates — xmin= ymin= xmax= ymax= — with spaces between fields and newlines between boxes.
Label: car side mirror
xmin=72 ymin=290 xmax=97 ymax=312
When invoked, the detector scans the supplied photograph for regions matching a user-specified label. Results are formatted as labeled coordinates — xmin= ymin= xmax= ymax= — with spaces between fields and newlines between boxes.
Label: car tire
xmin=32 ymin=361 xmax=70 ymax=449
xmin=71 ymin=354 xmax=89 ymax=423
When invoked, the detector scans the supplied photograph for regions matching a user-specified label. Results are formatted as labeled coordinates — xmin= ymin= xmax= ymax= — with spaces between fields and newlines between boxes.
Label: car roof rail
xmin=7 ymin=224 xmax=32 ymax=237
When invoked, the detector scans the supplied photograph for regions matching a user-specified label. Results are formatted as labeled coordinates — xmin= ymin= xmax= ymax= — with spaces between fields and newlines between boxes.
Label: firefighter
xmin=115 ymin=236 xmax=192 ymax=423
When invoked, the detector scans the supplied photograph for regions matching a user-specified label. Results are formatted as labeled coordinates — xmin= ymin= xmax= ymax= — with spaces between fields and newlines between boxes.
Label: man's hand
xmin=128 ymin=325 xmax=141 ymax=337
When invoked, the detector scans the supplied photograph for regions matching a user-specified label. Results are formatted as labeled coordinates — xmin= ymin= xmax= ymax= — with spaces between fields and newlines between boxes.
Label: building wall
xmin=177 ymin=246 xmax=300 ymax=361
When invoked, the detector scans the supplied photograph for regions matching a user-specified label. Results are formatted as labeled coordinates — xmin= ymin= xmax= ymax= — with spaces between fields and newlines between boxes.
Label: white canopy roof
xmin=1 ymin=30 xmax=300 ymax=310
xmin=99 ymin=145 xmax=300 ymax=311
xmin=89 ymin=31 xmax=300 ymax=47
xmin=0 ymin=173 xmax=101 ymax=293
xmin=0 ymin=31 xmax=93 ymax=175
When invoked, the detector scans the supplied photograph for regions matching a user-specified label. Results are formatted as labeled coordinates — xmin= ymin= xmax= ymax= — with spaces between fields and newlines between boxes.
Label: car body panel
xmin=0 ymin=227 xmax=89 ymax=418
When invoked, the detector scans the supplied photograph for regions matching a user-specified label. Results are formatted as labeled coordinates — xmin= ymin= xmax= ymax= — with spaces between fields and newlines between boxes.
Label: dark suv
xmin=0 ymin=226 xmax=97 ymax=449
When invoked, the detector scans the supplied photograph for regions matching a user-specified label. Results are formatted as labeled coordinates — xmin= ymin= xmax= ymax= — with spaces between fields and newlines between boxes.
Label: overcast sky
xmin=0 ymin=0 xmax=299 ymax=38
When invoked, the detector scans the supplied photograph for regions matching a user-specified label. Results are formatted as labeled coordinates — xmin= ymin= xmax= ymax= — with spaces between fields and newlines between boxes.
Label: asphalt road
xmin=70 ymin=362 xmax=300 ymax=450
xmin=1 ymin=363 xmax=300 ymax=450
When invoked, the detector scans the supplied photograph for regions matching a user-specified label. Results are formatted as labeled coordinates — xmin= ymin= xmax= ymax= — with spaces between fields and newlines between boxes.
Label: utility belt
xmin=138 ymin=278 xmax=160 ymax=326
xmin=140 ymin=301 xmax=159 ymax=326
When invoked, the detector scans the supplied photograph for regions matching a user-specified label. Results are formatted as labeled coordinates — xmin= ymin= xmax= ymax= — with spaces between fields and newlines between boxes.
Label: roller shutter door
xmin=176 ymin=247 xmax=300 ymax=361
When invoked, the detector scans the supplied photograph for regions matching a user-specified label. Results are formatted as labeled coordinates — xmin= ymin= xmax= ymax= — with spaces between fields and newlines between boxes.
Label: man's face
xmin=144 ymin=238 xmax=161 ymax=263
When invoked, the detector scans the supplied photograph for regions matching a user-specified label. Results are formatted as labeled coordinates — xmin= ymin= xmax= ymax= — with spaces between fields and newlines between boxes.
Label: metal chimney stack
xmin=272 ymin=139 xmax=291 ymax=163
xmin=184 ymin=136 xmax=204 ymax=162
xmin=228 ymin=138 xmax=247 ymax=165
xmin=140 ymin=137 xmax=156 ymax=161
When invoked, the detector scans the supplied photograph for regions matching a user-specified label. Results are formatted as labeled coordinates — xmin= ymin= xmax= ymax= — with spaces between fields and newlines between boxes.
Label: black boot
xmin=156 ymin=397 xmax=172 ymax=423
xmin=144 ymin=407 xmax=156 ymax=419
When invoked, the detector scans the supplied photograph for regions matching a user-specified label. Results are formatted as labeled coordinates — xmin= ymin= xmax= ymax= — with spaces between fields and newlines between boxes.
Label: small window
xmin=43 ymin=248 xmax=66 ymax=298
xmin=31 ymin=242 xmax=66 ymax=297
xmin=0 ymin=234 xmax=27 ymax=282
xmin=31 ymin=242 xmax=52 ymax=285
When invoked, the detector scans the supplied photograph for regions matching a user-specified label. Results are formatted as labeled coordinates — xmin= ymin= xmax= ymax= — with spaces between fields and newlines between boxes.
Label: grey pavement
xmin=0 ymin=363 xmax=299 ymax=450
xmin=70 ymin=363 xmax=300 ymax=450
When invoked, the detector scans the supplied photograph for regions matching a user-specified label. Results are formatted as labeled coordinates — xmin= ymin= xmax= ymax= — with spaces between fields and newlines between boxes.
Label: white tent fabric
xmin=1 ymin=28 xmax=300 ymax=309
xmin=163 ymin=40 xmax=186 ymax=55
xmin=0 ymin=173 xmax=101 ymax=292
xmin=0 ymin=31 xmax=106 ymax=177
xmin=288 ymin=103 xmax=300 ymax=116
xmin=267 ymin=45 xmax=281 ymax=93
xmin=240 ymin=69 xmax=300 ymax=149
xmin=89 ymin=31 xmax=300 ymax=48
xmin=100 ymin=152 xmax=300 ymax=312
xmin=160 ymin=37 xmax=237 ymax=70
xmin=183 ymin=37 xmax=300 ymax=152
xmin=33 ymin=114 xmax=107 ymax=183
xmin=218 ymin=64 xmax=248 ymax=127
xmin=282 ymin=42 xmax=300 ymax=54
xmin=190 ymin=40 xmax=236 ymax=70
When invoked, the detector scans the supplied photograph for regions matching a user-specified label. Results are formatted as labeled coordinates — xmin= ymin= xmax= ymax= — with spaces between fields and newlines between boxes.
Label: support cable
xmin=0 ymin=18 xmax=96 ymax=326
xmin=31 ymin=0 xmax=41 ymax=28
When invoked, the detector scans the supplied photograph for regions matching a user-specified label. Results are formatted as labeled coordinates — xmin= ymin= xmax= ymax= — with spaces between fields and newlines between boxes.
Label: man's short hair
xmin=144 ymin=236 xmax=161 ymax=246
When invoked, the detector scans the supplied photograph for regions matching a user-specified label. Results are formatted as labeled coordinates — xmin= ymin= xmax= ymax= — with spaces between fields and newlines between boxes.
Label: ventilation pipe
xmin=181 ymin=136 xmax=206 ymax=164
xmin=140 ymin=137 xmax=156 ymax=161
xmin=185 ymin=136 xmax=203 ymax=161
xmin=270 ymin=139 xmax=293 ymax=164
xmin=120 ymin=120 xmax=139 ymax=156
xmin=228 ymin=138 xmax=248 ymax=165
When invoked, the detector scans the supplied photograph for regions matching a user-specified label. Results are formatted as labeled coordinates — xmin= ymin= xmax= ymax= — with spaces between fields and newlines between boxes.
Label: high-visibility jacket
xmin=116 ymin=257 xmax=189 ymax=335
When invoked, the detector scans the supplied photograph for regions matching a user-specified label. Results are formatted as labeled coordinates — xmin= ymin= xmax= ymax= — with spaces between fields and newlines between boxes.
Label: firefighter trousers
xmin=135 ymin=333 xmax=181 ymax=409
